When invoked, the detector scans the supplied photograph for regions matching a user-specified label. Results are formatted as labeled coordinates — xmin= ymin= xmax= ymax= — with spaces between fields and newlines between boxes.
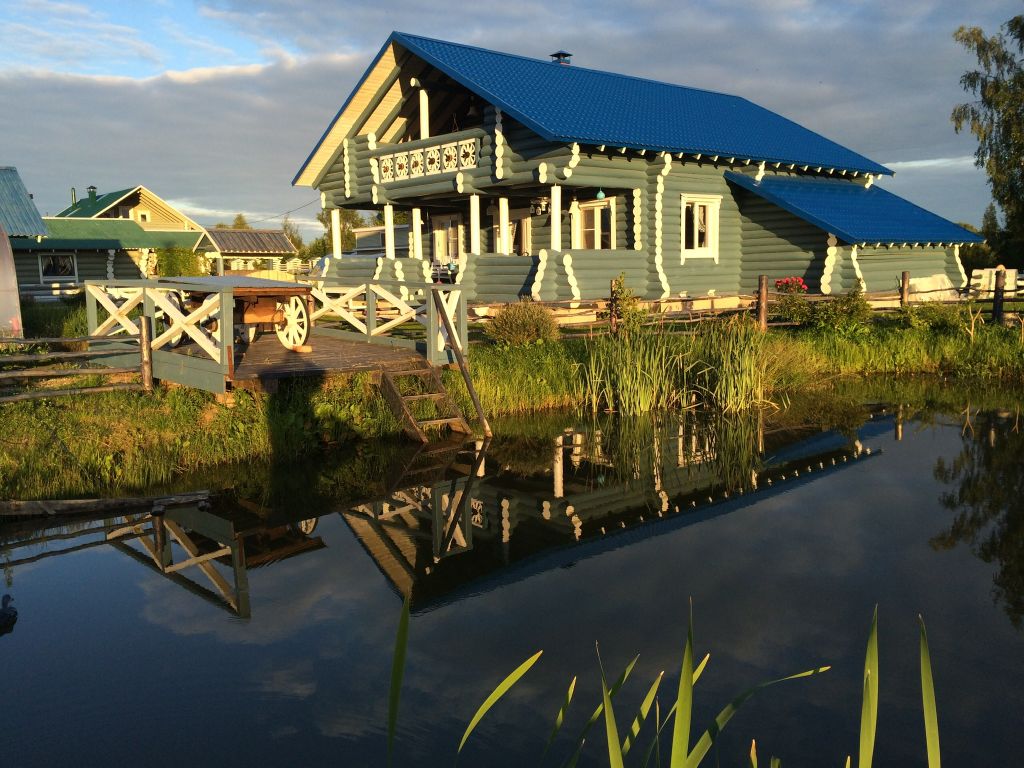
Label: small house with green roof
xmin=9 ymin=217 xmax=210 ymax=299
xmin=294 ymin=32 xmax=982 ymax=307
xmin=55 ymin=184 xmax=204 ymax=233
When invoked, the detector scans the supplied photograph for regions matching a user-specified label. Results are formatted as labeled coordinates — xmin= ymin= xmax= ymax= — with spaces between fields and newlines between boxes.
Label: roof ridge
xmin=393 ymin=31 xmax=745 ymax=102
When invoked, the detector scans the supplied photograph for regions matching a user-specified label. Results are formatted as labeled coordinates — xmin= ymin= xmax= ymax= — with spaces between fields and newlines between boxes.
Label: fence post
xmin=900 ymin=271 xmax=910 ymax=307
xmin=366 ymin=286 xmax=377 ymax=338
xmin=757 ymin=274 xmax=768 ymax=333
xmin=139 ymin=313 xmax=154 ymax=393
xmin=608 ymin=278 xmax=618 ymax=335
xmin=993 ymin=268 xmax=1006 ymax=325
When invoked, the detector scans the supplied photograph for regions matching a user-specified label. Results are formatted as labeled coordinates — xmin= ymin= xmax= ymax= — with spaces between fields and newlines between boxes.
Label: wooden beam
xmin=550 ymin=185 xmax=562 ymax=251
xmin=384 ymin=204 xmax=396 ymax=259
xmin=469 ymin=195 xmax=481 ymax=254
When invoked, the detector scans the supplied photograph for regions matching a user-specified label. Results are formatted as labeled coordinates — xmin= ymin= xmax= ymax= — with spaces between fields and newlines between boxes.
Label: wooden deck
xmin=231 ymin=331 xmax=426 ymax=389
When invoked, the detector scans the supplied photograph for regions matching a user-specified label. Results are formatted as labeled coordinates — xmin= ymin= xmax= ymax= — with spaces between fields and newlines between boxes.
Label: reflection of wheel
xmin=294 ymin=518 xmax=318 ymax=535
xmin=275 ymin=296 xmax=310 ymax=347
xmin=156 ymin=291 xmax=184 ymax=348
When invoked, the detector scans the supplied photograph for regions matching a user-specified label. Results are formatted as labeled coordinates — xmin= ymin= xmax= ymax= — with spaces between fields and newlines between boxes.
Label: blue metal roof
xmin=0 ymin=167 xmax=47 ymax=237
xmin=724 ymin=172 xmax=983 ymax=245
xmin=390 ymin=32 xmax=892 ymax=176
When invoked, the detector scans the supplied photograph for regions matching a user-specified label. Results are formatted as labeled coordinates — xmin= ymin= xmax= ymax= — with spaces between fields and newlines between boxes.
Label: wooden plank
xmin=0 ymin=366 xmax=139 ymax=381
xmin=0 ymin=382 xmax=143 ymax=403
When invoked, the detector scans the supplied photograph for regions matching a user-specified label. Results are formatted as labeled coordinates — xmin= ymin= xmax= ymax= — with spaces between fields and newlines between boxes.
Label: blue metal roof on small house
xmin=0 ymin=167 xmax=47 ymax=237
xmin=725 ymin=172 xmax=983 ymax=245
xmin=353 ymin=33 xmax=889 ymax=176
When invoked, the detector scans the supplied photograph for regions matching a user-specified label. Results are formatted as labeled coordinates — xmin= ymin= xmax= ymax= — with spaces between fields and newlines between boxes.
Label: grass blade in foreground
xmin=387 ymin=596 xmax=410 ymax=768
xmin=597 ymin=645 xmax=626 ymax=768
xmin=559 ymin=654 xmax=639 ymax=768
xmin=919 ymin=616 xmax=941 ymax=768
xmin=639 ymin=653 xmax=710 ymax=768
xmin=622 ymin=671 xmax=665 ymax=756
xmin=670 ymin=603 xmax=696 ymax=768
xmin=685 ymin=665 xmax=831 ymax=767
xmin=542 ymin=675 xmax=577 ymax=759
xmin=859 ymin=606 xmax=879 ymax=768
xmin=458 ymin=649 xmax=543 ymax=757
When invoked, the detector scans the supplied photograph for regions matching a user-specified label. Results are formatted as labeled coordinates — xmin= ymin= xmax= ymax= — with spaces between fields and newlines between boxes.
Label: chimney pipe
xmin=87 ymin=185 xmax=97 ymax=201
xmin=71 ymin=187 xmax=77 ymax=207
xmin=550 ymin=50 xmax=573 ymax=65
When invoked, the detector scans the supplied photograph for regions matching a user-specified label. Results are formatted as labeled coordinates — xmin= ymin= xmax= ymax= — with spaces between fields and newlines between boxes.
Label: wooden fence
xmin=0 ymin=325 xmax=153 ymax=404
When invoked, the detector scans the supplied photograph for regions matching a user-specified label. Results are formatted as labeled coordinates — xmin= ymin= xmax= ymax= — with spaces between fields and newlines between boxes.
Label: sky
xmin=0 ymin=0 xmax=1016 ymax=240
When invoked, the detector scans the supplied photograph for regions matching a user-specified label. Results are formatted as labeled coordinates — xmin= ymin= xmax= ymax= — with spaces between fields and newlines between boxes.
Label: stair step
xmin=419 ymin=417 xmax=467 ymax=428
xmin=389 ymin=368 xmax=432 ymax=377
xmin=403 ymin=393 xmax=446 ymax=403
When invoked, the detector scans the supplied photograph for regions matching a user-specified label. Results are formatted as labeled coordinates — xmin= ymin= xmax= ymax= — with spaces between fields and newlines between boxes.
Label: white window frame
xmin=432 ymin=213 xmax=464 ymax=267
xmin=38 ymin=252 xmax=79 ymax=283
xmin=572 ymin=198 xmax=616 ymax=250
xmin=680 ymin=194 xmax=721 ymax=264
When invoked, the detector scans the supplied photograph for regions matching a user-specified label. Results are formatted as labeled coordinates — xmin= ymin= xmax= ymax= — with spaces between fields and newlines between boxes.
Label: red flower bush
xmin=775 ymin=276 xmax=808 ymax=294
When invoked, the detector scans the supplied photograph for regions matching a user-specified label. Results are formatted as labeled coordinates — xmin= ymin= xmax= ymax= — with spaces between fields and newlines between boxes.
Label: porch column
xmin=411 ymin=207 xmax=423 ymax=260
xmin=383 ymin=204 xmax=395 ymax=259
xmin=469 ymin=194 xmax=481 ymax=254
xmin=411 ymin=77 xmax=429 ymax=139
xmin=550 ymin=185 xmax=562 ymax=251
xmin=568 ymin=198 xmax=581 ymax=248
xmin=330 ymin=208 xmax=342 ymax=259
xmin=498 ymin=197 xmax=510 ymax=255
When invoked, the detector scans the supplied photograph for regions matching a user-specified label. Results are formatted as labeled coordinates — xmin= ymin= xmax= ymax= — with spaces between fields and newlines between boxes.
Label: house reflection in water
xmin=0 ymin=409 xmax=894 ymax=619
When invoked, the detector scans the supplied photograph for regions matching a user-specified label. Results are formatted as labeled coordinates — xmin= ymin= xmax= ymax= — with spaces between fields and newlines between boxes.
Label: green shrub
xmin=599 ymin=272 xmax=647 ymax=332
xmin=899 ymin=302 xmax=966 ymax=334
xmin=810 ymin=287 xmax=872 ymax=338
xmin=485 ymin=300 xmax=560 ymax=346
xmin=155 ymin=246 xmax=205 ymax=277
xmin=774 ymin=293 xmax=812 ymax=324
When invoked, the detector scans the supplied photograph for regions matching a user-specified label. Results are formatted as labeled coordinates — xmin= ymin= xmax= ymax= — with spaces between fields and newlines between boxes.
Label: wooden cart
xmin=168 ymin=276 xmax=313 ymax=348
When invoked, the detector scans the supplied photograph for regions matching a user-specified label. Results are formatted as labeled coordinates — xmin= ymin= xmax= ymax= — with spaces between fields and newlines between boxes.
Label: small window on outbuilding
xmin=680 ymin=194 xmax=721 ymax=264
xmin=39 ymin=253 xmax=78 ymax=283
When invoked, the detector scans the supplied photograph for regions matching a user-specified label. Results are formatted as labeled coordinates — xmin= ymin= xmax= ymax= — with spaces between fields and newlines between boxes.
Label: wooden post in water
xmin=139 ymin=316 xmax=154 ymax=393
xmin=900 ymin=271 xmax=910 ymax=307
xmin=895 ymin=404 xmax=904 ymax=442
xmin=757 ymin=274 xmax=768 ymax=332
xmin=993 ymin=268 xmax=1006 ymax=325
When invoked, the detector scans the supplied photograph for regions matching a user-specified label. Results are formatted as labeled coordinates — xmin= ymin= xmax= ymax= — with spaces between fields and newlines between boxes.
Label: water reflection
xmin=933 ymin=407 xmax=1024 ymax=627
xmin=1 ymin=408 xmax=889 ymax=619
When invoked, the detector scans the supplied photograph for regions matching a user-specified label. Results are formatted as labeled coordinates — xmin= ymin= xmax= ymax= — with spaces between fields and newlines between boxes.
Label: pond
xmin=2 ymin=379 xmax=1023 ymax=767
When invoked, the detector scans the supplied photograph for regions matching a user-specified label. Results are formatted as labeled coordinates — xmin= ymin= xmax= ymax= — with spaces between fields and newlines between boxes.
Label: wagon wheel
xmin=275 ymin=296 xmax=310 ymax=347
xmin=293 ymin=518 xmax=318 ymax=535
xmin=155 ymin=291 xmax=185 ymax=348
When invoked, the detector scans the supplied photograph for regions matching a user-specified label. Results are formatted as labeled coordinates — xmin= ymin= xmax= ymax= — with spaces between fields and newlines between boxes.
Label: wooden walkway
xmin=232 ymin=331 xmax=424 ymax=387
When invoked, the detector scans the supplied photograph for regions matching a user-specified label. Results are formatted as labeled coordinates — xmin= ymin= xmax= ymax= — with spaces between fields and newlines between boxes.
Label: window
xmin=138 ymin=210 xmax=151 ymax=223
xmin=432 ymin=214 xmax=463 ymax=266
xmin=574 ymin=199 xmax=616 ymax=250
xmin=680 ymin=195 xmax=721 ymax=263
xmin=491 ymin=208 xmax=532 ymax=255
xmin=39 ymin=253 xmax=78 ymax=283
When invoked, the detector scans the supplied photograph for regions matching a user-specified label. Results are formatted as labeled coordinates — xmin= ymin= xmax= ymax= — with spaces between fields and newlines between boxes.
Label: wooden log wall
xmin=658 ymin=161 xmax=743 ymax=299
xmin=736 ymin=189 xmax=825 ymax=293
xmin=855 ymin=246 xmax=959 ymax=292
xmin=458 ymin=254 xmax=538 ymax=304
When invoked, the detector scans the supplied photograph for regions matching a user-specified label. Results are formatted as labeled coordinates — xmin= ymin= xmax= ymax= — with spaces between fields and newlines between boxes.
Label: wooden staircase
xmin=379 ymin=360 xmax=472 ymax=443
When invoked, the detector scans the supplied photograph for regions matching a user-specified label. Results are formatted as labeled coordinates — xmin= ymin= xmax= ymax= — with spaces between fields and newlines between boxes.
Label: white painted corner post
xmin=550 ymin=185 xmax=562 ymax=251
xmin=411 ymin=207 xmax=423 ymax=260
xmin=498 ymin=197 xmax=510 ymax=255
xmin=383 ymin=204 xmax=396 ymax=259
xmin=330 ymin=208 xmax=342 ymax=259
xmin=411 ymin=77 xmax=430 ymax=140
xmin=469 ymin=194 xmax=481 ymax=255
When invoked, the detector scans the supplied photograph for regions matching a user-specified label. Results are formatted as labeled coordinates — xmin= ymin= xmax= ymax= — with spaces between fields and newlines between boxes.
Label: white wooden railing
xmin=309 ymin=278 xmax=467 ymax=365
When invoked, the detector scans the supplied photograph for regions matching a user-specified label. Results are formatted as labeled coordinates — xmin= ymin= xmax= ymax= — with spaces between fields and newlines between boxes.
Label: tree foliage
xmin=952 ymin=15 xmax=1024 ymax=239
xmin=214 ymin=213 xmax=252 ymax=230
xmin=299 ymin=208 xmax=364 ymax=259
xmin=281 ymin=214 xmax=303 ymax=249
xmin=155 ymin=246 xmax=204 ymax=277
